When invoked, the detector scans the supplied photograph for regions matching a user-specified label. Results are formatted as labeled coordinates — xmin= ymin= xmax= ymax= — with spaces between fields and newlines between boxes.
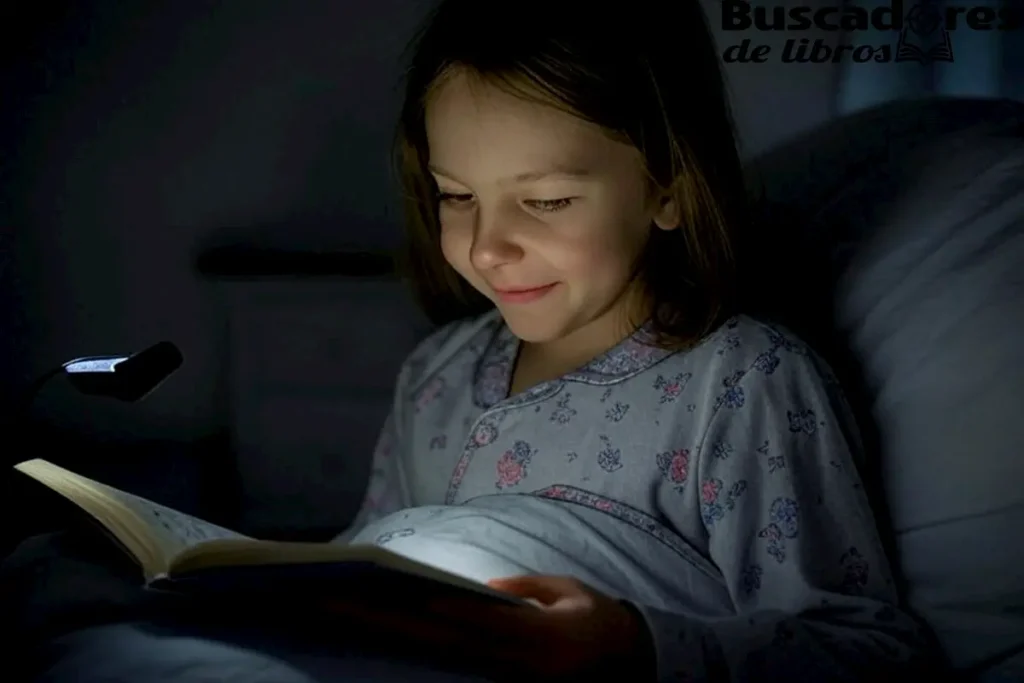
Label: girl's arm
xmin=332 ymin=410 xmax=409 ymax=544
xmin=332 ymin=317 xmax=478 ymax=544
xmin=635 ymin=347 xmax=937 ymax=681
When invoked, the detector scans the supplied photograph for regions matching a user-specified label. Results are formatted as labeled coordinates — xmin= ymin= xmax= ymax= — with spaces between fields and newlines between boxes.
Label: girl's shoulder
xmin=699 ymin=314 xmax=813 ymax=359
xmin=679 ymin=313 xmax=842 ymax=397
xmin=684 ymin=314 xmax=862 ymax=457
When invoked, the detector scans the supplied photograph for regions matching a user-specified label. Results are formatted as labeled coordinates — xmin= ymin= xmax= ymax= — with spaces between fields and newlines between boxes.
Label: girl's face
xmin=425 ymin=71 xmax=680 ymax=349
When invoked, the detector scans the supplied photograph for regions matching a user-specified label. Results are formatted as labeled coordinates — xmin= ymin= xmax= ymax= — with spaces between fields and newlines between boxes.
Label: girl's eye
xmin=524 ymin=198 xmax=574 ymax=213
xmin=437 ymin=192 xmax=473 ymax=205
xmin=436 ymin=193 xmax=574 ymax=213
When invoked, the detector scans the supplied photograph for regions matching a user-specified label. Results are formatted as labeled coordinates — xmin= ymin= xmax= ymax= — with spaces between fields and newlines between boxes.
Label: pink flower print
xmin=701 ymin=478 xmax=722 ymax=504
xmin=595 ymin=499 xmax=614 ymax=512
xmin=471 ymin=421 xmax=498 ymax=447
xmin=415 ymin=377 xmax=446 ymax=412
xmin=669 ymin=454 xmax=688 ymax=481
xmin=702 ymin=479 xmax=748 ymax=528
xmin=447 ymin=429 xmax=498 ymax=505
xmin=656 ymin=448 xmax=691 ymax=489
xmin=496 ymin=457 xmax=523 ymax=489
xmin=653 ymin=372 xmax=692 ymax=404
xmin=495 ymin=440 xmax=536 ymax=490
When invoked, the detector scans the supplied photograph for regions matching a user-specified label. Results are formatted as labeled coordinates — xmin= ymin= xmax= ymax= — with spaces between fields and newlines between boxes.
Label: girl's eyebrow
xmin=509 ymin=166 xmax=592 ymax=183
xmin=428 ymin=164 xmax=593 ymax=184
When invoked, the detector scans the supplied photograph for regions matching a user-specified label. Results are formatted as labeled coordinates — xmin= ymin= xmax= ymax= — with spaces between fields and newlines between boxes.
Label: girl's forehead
xmin=425 ymin=73 xmax=632 ymax=183
xmin=427 ymin=75 xmax=591 ymax=143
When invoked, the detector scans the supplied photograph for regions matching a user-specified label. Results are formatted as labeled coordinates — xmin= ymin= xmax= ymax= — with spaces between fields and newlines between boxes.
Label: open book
xmin=896 ymin=29 xmax=953 ymax=64
xmin=13 ymin=458 xmax=527 ymax=607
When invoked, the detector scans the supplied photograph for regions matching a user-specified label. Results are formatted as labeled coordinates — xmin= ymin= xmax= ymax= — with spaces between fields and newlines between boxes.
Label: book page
xmin=110 ymin=487 xmax=250 ymax=558
xmin=14 ymin=458 xmax=251 ymax=578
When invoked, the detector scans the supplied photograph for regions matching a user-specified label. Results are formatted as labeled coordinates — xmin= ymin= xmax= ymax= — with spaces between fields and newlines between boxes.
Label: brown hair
xmin=394 ymin=0 xmax=750 ymax=348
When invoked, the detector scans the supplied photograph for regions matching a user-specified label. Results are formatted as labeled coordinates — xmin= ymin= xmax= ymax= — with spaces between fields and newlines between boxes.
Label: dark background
xmin=1 ymin=0 xmax=1021 ymax=538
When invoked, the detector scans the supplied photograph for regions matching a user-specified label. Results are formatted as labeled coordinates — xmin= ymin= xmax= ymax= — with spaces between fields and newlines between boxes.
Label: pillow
xmin=745 ymin=97 xmax=1024 ymax=677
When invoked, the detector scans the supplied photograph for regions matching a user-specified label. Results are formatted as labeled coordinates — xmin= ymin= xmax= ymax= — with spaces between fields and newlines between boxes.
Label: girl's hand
xmin=482 ymin=574 xmax=657 ymax=680
xmin=325 ymin=575 xmax=656 ymax=681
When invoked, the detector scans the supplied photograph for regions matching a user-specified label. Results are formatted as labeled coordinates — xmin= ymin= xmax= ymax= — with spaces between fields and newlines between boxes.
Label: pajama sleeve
xmin=332 ymin=409 xmax=409 ymax=543
xmin=633 ymin=345 xmax=935 ymax=681
xmin=333 ymin=319 xmax=470 ymax=543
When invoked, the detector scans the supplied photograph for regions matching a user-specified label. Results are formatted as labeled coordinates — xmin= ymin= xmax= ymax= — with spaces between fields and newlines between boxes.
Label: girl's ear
xmin=652 ymin=189 xmax=682 ymax=231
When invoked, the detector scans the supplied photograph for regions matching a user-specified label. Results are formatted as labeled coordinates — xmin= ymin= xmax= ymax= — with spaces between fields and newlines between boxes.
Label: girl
xmin=334 ymin=0 xmax=933 ymax=680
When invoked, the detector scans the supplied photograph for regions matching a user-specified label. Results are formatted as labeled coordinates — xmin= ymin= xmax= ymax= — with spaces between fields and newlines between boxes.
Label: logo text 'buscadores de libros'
xmin=720 ymin=0 xmax=1021 ymax=64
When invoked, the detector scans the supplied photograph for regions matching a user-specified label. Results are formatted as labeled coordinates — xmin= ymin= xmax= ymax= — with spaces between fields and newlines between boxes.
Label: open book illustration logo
xmin=896 ymin=0 xmax=954 ymax=63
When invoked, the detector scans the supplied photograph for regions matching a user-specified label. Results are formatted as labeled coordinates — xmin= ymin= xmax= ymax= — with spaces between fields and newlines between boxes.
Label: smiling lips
xmin=493 ymin=283 xmax=559 ymax=304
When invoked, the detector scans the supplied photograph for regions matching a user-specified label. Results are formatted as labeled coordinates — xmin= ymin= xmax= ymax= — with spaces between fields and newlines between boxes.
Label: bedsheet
xmin=1 ymin=531 xmax=490 ymax=683
xmin=33 ymin=621 xmax=490 ymax=683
